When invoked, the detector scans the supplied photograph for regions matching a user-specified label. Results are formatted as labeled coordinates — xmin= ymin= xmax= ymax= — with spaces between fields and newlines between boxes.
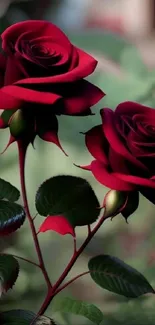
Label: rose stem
xmin=54 ymin=271 xmax=90 ymax=295
xmin=18 ymin=140 xmax=52 ymax=289
xmin=37 ymin=213 xmax=106 ymax=315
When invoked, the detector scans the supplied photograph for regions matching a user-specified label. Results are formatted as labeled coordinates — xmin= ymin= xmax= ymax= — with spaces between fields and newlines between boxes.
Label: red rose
xmin=85 ymin=101 xmax=155 ymax=203
xmin=0 ymin=20 xmax=104 ymax=150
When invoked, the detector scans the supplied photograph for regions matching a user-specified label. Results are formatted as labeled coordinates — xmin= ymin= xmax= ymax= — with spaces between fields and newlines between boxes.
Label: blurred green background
xmin=1 ymin=1 xmax=155 ymax=324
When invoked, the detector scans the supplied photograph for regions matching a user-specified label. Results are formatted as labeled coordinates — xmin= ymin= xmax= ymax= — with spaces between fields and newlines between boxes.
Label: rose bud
xmin=103 ymin=190 xmax=128 ymax=219
xmin=0 ymin=109 xmax=17 ymax=128
xmin=103 ymin=190 xmax=139 ymax=222
xmin=9 ymin=110 xmax=28 ymax=138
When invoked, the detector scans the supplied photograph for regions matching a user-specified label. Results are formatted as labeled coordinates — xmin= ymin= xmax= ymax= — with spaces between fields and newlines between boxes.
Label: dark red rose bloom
xmin=84 ymin=101 xmax=155 ymax=204
xmin=0 ymin=20 xmax=104 ymax=150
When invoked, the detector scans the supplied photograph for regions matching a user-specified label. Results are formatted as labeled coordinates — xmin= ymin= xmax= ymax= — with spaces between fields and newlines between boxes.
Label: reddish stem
xmin=74 ymin=237 xmax=77 ymax=253
xmin=17 ymin=141 xmax=52 ymax=289
xmin=37 ymin=213 xmax=106 ymax=315
xmin=88 ymin=224 xmax=91 ymax=235
xmin=54 ymin=271 xmax=90 ymax=295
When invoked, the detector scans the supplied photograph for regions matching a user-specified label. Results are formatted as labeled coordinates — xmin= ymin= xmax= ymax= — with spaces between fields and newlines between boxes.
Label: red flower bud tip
xmin=103 ymin=189 xmax=128 ymax=219
xmin=73 ymin=163 xmax=91 ymax=171
xmin=40 ymin=131 xmax=68 ymax=156
xmin=1 ymin=135 xmax=15 ymax=155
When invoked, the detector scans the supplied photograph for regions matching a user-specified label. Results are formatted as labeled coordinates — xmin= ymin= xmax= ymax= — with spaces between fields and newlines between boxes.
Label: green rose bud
xmin=1 ymin=109 xmax=17 ymax=127
xmin=9 ymin=109 xmax=28 ymax=138
xmin=103 ymin=190 xmax=128 ymax=219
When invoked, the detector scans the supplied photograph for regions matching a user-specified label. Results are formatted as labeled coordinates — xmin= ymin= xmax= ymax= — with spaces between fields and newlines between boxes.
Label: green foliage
xmin=0 ymin=255 xmax=19 ymax=295
xmin=0 ymin=200 xmax=26 ymax=235
xmin=88 ymin=255 xmax=155 ymax=298
xmin=35 ymin=175 xmax=100 ymax=227
xmin=0 ymin=178 xmax=20 ymax=202
xmin=52 ymin=296 xmax=103 ymax=325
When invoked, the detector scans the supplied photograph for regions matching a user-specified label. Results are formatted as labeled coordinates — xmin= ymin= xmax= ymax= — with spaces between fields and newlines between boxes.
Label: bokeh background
xmin=1 ymin=1 xmax=155 ymax=324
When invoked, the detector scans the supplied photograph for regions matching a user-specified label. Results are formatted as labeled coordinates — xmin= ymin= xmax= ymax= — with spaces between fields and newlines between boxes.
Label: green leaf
xmin=88 ymin=255 xmax=155 ymax=298
xmin=0 ymin=200 xmax=26 ymax=235
xmin=0 ymin=310 xmax=35 ymax=324
xmin=0 ymin=310 xmax=56 ymax=325
xmin=52 ymin=296 xmax=103 ymax=325
xmin=121 ymin=46 xmax=148 ymax=77
xmin=0 ymin=178 xmax=20 ymax=201
xmin=35 ymin=175 xmax=100 ymax=227
xmin=0 ymin=254 xmax=19 ymax=295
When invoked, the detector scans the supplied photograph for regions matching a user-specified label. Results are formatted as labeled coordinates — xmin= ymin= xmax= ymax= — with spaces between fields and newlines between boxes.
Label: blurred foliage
xmin=68 ymin=30 xmax=155 ymax=109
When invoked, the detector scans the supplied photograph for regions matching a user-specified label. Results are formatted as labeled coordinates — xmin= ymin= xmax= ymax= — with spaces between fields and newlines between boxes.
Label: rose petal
xmin=108 ymin=147 xmax=130 ymax=173
xmin=38 ymin=215 xmax=75 ymax=237
xmin=133 ymin=113 xmax=155 ymax=123
xmin=0 ymin=90 xmax=22 ymax=110
xmin=27 ymin=80 xmax=104 ymax=115
xmin=4 ymin=56 xmax=26 ymax=86
xmin=15 ymin=48 xmax=98 ymax=85
xmin=115 ymin=101 xmax=155 ymax=116
xmin=0 ymin=85 xmax=61 ymax=105
xmin=2 ymin=20 xmax=71 ymax=52
xmin=113 ymin=172 xmax=155 ymax=188
xmin=101 ymin=108 xmax=149 ymax=173
xmin=85 ymin=125 xmax=109 ymax=164
xmin=64 ymin=80 xmax=105 ymax=114
xmin=15 ymin=33 xmax=73 ymax=75
xmin=91 ymin=160 xmax=136 ymax=191
xmin=128 ymin=131 xmax=155 ymax=157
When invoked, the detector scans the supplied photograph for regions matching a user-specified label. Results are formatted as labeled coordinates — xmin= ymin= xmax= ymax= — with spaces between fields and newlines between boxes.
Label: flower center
xmin=141 ymin=122 xmax=155 ymax=137
xmin=31 ymin=44 xmax=50 ymax=57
